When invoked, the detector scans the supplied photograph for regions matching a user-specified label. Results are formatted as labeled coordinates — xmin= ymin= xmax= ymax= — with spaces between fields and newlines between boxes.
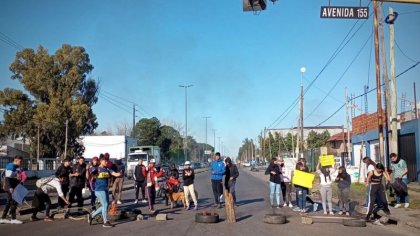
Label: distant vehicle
xmin=126 ymin=146 xmax=161 ymax=179
xmin=191 ymin=162 xmax=201 ymax=169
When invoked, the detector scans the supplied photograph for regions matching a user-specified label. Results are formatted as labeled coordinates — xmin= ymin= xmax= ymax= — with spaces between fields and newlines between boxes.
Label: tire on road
xmin=263 ymin=214 xmax=287 ymax=224
xmin=195 ymin=213 xmax=219 ymax=223
xmin=342 ymin=219 xmax=367 ymax=227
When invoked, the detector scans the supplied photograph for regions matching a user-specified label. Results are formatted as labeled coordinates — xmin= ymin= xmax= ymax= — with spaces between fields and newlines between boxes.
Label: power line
xmin=395 ymin=40 xmax=418 ymax=63
xmin=0 ymin=32 xmax=24 ymax=50
xmin=101 ymin=89 xmax=151 ymax=117
xmin=305 ymin=31 xmax=373 ymax=121
xmin=99 ymin=94 xmax=132 ymax=114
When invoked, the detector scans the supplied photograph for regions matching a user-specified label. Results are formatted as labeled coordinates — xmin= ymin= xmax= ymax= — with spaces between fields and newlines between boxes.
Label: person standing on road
xmin=265 ymin=158 xmax=283 ymax=208
xmin=142 ymin=159 xmax=165 ymax=212
xmin=224 ymin=157 xmax=239 ymax=206
xmin=362 ymin=156 xmax=376 ymax=207
xmin=316 ymin=162 xmax=335 ymax=215
xmin=112 ymin=156 xmax=125 ymax=205
xmin=390 ymin=153 xmax=410 ymax=208
xmin=210 ymin=152 xmax=225 ymax=208
xmin=87 ymin=156 xmax=99 ymax=210
xmin=134 ymin=159 xmax=147 ymax=204
xmin=68 ymin=156 xmax=87 ymax=212
xmin=88 ymin=157 xmax=122 ymax=228
xmin=55 ymin=158 xmax=72 ymax=210
xmin=293 ymin=162 xmax=309 ymax=213
xmin=31 ymin=174 xmax=70 ymax=222
xmin=182 ymin=161 xmax=198 ymax=210
xmin=335 ymin=166 xmax=351 ymax=216
xmin=0 ymin=156 xmax=23 ymax=224
xmin=280 ymin=160 xmax=293 ymax=208
xmin=365 ymin=163 xmax=391 ymax=222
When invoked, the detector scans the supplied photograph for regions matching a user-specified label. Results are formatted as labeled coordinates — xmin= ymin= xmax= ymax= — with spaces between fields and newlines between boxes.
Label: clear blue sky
xmin=1 ymin=1 xmax=420 ymax=157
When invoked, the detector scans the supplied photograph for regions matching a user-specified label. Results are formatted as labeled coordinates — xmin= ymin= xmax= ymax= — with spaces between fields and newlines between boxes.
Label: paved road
xmin=0 ymin=169 xmax=418 ymax=236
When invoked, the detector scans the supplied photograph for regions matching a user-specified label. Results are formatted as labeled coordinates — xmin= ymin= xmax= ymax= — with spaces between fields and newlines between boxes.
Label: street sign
xmin=320 ymin=6 xmax=369 ymax=19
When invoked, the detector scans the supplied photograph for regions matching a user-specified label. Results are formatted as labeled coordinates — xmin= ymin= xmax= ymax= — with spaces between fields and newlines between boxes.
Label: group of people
xmin=264 ymin=152 xmax=410 ymax=225
xmin=210 ymin=152 xmax=239 ymax=208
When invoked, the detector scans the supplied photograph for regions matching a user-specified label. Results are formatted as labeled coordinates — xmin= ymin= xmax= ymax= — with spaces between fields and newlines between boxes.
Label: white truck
xmin=126 ymin=146 xmax=161 ymax=179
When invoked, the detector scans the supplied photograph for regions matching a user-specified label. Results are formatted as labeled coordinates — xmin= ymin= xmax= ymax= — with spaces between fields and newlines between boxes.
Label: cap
xmin=185 ymin=161 xmax=191 ymax=165
xmin=149 ymin=159 xmax=156 ymax=163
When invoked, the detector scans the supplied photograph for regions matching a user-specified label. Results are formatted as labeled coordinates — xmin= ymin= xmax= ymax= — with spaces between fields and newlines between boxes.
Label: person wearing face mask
xmin=316 ymin=162 xmax=335 ymax=215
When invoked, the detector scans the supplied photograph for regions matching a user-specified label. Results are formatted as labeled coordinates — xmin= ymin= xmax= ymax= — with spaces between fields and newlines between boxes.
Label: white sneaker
xmin=283 ymin=203 xmax=287 ymax=207
xmin=141 ymin=199 xmax=147 ymax=203
xmin=329 ymin=211 xmax=334 ymax=215
xmin=288 ymin=203 xmax=293 ymax=208
xmin=404 ymin=203 xmax=410 ymax=208
xmin=323 ymin=211 xmax=328 ymax=215
xmin=134 ymin=199 xmax=138 ymax=204
xmin=10 ymin=219 xmax=23 ymax=224
xmin=117 ymin=200 xmax=122 ymax=205
xmin=0 ymin=219 xmax=9 ymax=224
xmin=394 ymin=204 xmax=401 ymax=208
xmin=338 ymin=211 xmax=343 ymax=215
xmin=373 ymin=219 xmax=384 ymax=226
xmin=313 ymin=203 xmax=318 ymax=212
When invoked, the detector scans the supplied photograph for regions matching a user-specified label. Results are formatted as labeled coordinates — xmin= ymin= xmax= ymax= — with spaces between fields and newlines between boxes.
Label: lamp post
xmin=202 ymin=116 xmax=211 ymax=162
xmin=299 ymin=67 xmax=306 ymax=158
xmin=179 ymin=84 xmax=193 ymax=161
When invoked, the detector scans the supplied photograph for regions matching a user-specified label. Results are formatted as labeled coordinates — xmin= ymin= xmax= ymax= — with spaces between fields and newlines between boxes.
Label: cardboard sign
xmin=292 ymin=170 xmax=315 ymax=189
xmin=12 ymin=184 xmax=29 ymax=205
xmin=319 ymin=155 xmax=335 ymax=167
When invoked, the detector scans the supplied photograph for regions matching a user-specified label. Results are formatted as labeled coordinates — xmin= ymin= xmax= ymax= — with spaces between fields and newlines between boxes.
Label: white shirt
xmin=41 ymin=178 xmax=64 ymax=197
xmin=281 ymin=166 xmax=293 ymax=183
xmin=317 ymin=168 xmax=335 ymax=186
xmin=366 ymin=164 xmax=375 ymax=177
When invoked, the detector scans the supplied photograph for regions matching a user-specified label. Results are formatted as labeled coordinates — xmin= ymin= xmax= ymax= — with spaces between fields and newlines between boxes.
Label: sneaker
xmin=293 ymin=207 xmax=301 ymax=212
xmin=313 ymin=203 xmax=318 ymax=212
xmin=301 ymin=209 xmax=307 ymax=213
xmin=276 ymin=206 xmax=281 ymax=209
xmin=394 ymin=204 xmax=401 ymax=208
xmin=404 ymin=203 xmax=410 ymax=208
xmin=0 ymin=219 xmax=9 ymax=224
xmin=338 ymin=211 xmax=344 ymax=215
xmin=141 ymin=199 xmax=147 ymax=203
xmin=10 ymin=219 xmax=23 ymax=224
xmin=329 ymin=212 xmax=334 ymax=216
xmin=324 ymin=211 xmax=328 ymax=215
xmin=345 ymin=212 xmax=350 ymax=216
xmin=283 ymin=203 xmax=287 ymax=207
xmin=372 ymin=219 xmax=384 ymax=226
xmin=117 ymin=200 xmax=122 ymax=205
xmin=44 ymin=217 xmax=53 ymax=222
xmin=102 ymin=221 xmax=114 ymax=228
xmin=87 ymin=214 xmax=92 ymax=225
xmin=134 ymin=199 xmax=138 ymax=204
xmin=288 ymin=203 xmax=293 ymax=208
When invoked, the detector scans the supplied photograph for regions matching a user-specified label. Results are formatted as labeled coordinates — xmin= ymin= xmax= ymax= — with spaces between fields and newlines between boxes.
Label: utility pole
xmin=132 ymin=103 xmax=137 ymax=138
xmin=414 ymin=83 xmax=418 ymax=119
xmin=373 ymin=1 xmax=385 ymax=164
xmin=213 ymin=129 xmax=216 ymax=154
xmin=388 ymin=7 xmax=399 ymax=155
xmin=202 ymin=116 xmax=210 ymax=162
xmin=64 ymin=119 xmax=68 ymax=159
xmin=218 ymin=137 xmax=221 ymax=154
xmin=179 ymin=84 xmax=193 ymax=161
xmin=37 ymin=125 xmax=40 ymax=171
xmin=345 ymin=88 xmax=351 ymax=159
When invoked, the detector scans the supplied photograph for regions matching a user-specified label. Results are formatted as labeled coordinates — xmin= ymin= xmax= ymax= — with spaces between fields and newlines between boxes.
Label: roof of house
xmin=327 ymin=131 xmax=352 ymax=142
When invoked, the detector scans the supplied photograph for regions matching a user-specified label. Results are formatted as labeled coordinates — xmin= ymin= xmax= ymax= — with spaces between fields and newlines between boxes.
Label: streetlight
xmin=179 ymin=84 xmax=193 ymax=161
xmin=202 ymin=116 xmax=211 ymax=162
xmin=299 ymin=67 xmax=306 ymax=158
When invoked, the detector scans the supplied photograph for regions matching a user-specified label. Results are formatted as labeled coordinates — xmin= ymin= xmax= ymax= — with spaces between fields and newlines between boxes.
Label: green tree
xmin=306 ymin=130 xmax=330 ymax=149
xmin=0 ymin=45 xmax=98 ymax=158
xmin=135 ymin=117 xmax=161 ymax=145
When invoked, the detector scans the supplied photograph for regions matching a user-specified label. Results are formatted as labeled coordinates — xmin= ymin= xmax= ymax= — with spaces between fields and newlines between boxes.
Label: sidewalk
xmin=245 ymin=167 xmax=420 ymax=231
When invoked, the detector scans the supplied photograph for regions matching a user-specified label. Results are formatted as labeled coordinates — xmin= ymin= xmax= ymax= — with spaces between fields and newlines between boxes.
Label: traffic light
xmin=243 ymin=0 xmax=267 ymax=12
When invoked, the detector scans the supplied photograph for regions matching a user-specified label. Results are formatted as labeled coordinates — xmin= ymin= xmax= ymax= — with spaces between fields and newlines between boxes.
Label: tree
xmin=306 ymin=130 xmax=330 ymax=149
xmin=134 ymin=117 xmax=161 ymax=145
xmin=0 ymin=44 xmax=98 ymax=158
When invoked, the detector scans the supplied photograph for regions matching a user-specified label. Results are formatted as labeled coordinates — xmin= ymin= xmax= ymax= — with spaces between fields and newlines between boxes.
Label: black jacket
xmin=182 ymin=168 xmax=195 ymax=186
xmin=70 ymin=163 xmax=87 ymax=188
xmin=55 ymin=164 xmax=71 ymax=186
xmin=169 ymin=167 xmax=179 ymax=179
xmin=134 ymin=164 xmax=146 ymax=182
xmin=265 ymin=163 xmax=282 ymax=184
xmin=225 ymin=164 xmax=239 ymax=182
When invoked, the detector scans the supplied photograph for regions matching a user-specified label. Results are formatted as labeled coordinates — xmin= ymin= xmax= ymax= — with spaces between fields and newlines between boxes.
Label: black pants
xmin=58 ymin=184 xmax=69 ymax=208
xmin=32 ymin=189 xmax=51 ymax=218
xmin=366 ymin=184 xmax=390 ymax=220
xmin=135 ymin=181 xmax=146 ymax=200
xmin=1 ymin=192 xmax=17 ymax=220
xmin=211 ymin=179 xmax=223 ymax=204
xmin=146 ymin=186 xmax=156 ymax=207
xmin=69 ymin=186 xmax=83 ymax=208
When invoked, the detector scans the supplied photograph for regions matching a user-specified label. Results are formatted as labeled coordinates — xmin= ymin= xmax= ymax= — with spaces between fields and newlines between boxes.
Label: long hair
xmin=321 ymin=166 xmax=332 ymax=182
xmin=338 ymin=166 xmax=347 ymax=178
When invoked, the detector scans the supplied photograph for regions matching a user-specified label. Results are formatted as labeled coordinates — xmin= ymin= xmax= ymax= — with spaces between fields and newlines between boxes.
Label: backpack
xmin=36 ymin=176 xmax=55 ymax=188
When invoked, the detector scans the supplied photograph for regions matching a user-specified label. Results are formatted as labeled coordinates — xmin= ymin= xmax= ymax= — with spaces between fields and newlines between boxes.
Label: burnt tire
xmin=343 ymin=219 xmax=367 ymax=227
xmin=195 ymin=213 xmax=219 ymax=223
xmin=263 ymin=214 xmax=287 ymax=224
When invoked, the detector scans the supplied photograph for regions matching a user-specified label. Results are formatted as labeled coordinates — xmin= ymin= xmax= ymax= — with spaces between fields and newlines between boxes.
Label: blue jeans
xmin=396 ymin=178 xmax=410 ymax=204
xmin=295 ymin=186 xmax=307 ymax=210
xmin=269 ymin=181 xmax=283 ymax=206
xmin=92 ymin=190 xmax=109 ymax=223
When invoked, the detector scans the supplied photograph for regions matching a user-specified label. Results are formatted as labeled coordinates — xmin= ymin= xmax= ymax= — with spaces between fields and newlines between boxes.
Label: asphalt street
xmin=0 ymin=168 xmax=418 ymax=236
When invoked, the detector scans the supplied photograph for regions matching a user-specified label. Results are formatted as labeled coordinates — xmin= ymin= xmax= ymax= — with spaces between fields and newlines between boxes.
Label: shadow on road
xmin=236 ymin=214 xmax=253 ymax=222
xmin=236 ymin=198 xmax=265 ymax=206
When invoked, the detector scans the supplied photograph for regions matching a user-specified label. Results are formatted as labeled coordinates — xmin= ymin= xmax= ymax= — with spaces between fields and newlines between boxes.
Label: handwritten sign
xmin=292 ymin=170 xmax=315 ymax=189
xmin=320 ymin=155 xmax=335 ymax=167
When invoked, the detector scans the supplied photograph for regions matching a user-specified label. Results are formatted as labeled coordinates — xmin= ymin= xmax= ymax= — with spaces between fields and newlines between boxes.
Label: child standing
xmin=316 ymin=162 xmax=335 ymax=215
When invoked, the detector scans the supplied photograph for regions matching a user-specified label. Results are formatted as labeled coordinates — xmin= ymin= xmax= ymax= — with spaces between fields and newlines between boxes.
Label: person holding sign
xmin=316 ymin=162 xmax=335 ymax=215
xmin=293 ymin=162 xmax=310 ymax=213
